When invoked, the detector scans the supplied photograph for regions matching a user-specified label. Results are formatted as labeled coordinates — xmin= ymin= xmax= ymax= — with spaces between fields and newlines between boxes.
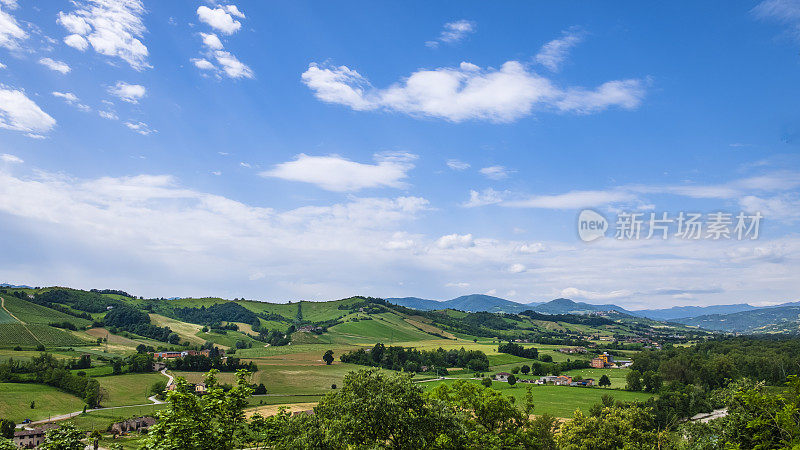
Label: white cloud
xmin=98 ymin=110 xmax=118 ymax=120
xmin=504 ymin=189 xmax=636 ymax=209
xmin=200 ymin=32 xmax=223 ymax=50
xmin=192 ymin=58 xmax=215 ymax=70
xmin=224 ymin=5 xmax=245 ymax=19
xmin=445 ymin=282 xmax=470 ymax=288
xmin=0 ymin=4 xmax=26 ymax=50
xmin=58 ymin=0 xmax=150 ymax=70
xmin=260 ymin=152 xmax=417 ymax=192
xmin=446 ymin=159 xmax=470 ymax=170
xmin=213 ymin=50 xmax=253 ymax=79
xmin=739 ymin=194 xmax=800 ymax=221
xmin=108 ymin=81 xmax=145 ymax=103
xmin=0 ymin=87 xmax=56 ymax=136
xmin=426 ymin=20 xmax=475 ymax=48
xmin=197 ymin=5 xmax=241 ymax=35
xmin=52 ymin=91 xmax=90 ymax=111
xmin=508 ymin=263 xmax=526 ymax=273
xmin=463 ymin=188 xmax=505 ymax=208
xmin=124 ymin=121 xmax=155 ymax=135
xmin=517 ymin=242 xmax=546 ymax=254
xmin=535 ymin=29 xmax=584 ymax=72
xmin=752 ymin=0 xmax=800 ymax=40
xmin=38 ymin=58 xmax=71 ymax=74
xmin=63 ymin=33 xmax=88 ymax=50
xmin=0 ymin=61 xmax=5 ymax=69
xmin=560 ymin=287 xmax=634 ymax=301
xmin=479 ymin=165 xmax=511 ymax=180
xmin=0 ymin=153 xmax=22 ymax=163
xmin=302 ymin=60 xmax=646 ymax=123
xmin=435 ymin=233 xmax=474 ymax=249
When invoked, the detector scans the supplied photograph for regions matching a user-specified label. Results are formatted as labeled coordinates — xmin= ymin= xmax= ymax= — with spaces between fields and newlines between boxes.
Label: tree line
xmin=340 ymin=343 xmax=490 ymax=373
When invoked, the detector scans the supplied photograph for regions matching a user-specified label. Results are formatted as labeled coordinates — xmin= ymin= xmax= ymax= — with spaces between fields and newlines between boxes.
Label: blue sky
xmin=0 ymin=0 xmax=799 ymax=308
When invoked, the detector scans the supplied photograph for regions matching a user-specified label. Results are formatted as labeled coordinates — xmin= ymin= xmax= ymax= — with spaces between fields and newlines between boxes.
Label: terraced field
xmin=0 ymin=323 xmax=90 ymax=348
xmin=1 ymin=296 xmax=91 ymax=327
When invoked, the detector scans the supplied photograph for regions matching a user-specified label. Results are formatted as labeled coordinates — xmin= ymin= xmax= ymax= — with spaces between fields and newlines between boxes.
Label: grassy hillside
xmin=0 ymin=323 xmax=90 ymax=348
xmin=0 ymin=383 xmax=87 ymax=422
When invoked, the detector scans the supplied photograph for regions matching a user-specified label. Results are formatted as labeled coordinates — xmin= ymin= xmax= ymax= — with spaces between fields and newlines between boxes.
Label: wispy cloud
xmin=108 ymin=81 xmax=145 ymax=104
xmin=425 ymin=20 xmax=476 ymax=48
xmin=479 ymin=166 xmax=512 ymax=180
xmin=752 ymin=0 xmax=800 ymax=40
xmin=52 ymin=91 xmax=90 ymax=111
xmin=260 ymin=152 xmax=417 ymax=192
xmin=446 ymin=159 xmax=470 ymax=170
xmin=0 ymin=4 xmax=27 ymax=50
xmin=535 ymin=28 xmax=584 ymax=72
xmin=0 ymin=87 xmax=56 ymax=138
xmin=39 ymin=58 xmax=71 ymax=74
xmin=124 ymin=121 xmax=155 ymax=135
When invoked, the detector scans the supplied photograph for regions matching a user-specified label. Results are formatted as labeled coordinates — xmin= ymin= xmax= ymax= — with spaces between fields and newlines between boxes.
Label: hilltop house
xmin=494 ymin=372 xmax=512 ymax=381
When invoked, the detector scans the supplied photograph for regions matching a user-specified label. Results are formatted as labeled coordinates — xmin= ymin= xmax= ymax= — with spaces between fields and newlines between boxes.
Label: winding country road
xmin=17 ymin=369 xmax=174 ymax=428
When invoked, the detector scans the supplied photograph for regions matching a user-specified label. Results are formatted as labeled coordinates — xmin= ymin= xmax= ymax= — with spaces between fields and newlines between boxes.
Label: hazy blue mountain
xmin=674 ymin=305 xmax=800 ymax=333
xmin=529 ymin=298 xmax=632 ymax=315
xmin=386 ymin=294 xmax=532 ymax=313
xmin=632 ymin=304 xmax=758 ymax=321
xmin=0 ymin=283 xmax=33 ymax=289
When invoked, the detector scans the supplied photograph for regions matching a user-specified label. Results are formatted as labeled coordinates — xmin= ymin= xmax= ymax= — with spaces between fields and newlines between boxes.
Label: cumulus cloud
xmin=435 ymin=233 xmax=474 ymax=249
xmin=479 ymin=166 xmax=512 ymax=180
xmin=508 ymin=263 xmax=526 ymax=273
xmin=446 ymin=159 xmax=470 ymax=170
xmin=193 ymin=19 xmax=253 ymax=79
xmin=58 ymin=0 xmax=150 ymax=70
xmin=426 ymin=19 xmax=476 ymax=48
xmin=0 ymin=4 xmax=26 ymax=50
xmin=108 ymin=81 xmax=145 ymax=103
xmin=197 ymin=5 xmax=242 ymax=35
xmin=200 ymin=32 xmax=223 ymax=50
xmin=535 ymin=29 xmax=584 ymax=72
xmin=0 ymin=87 xmax=56 ymax=137
xmin=260 ymin=152 xmax=417 ymax=192
xmin=124 ymin=121 xmax=155 ymax=135
xmin=213 ymin=50 xmax=253 ymax=79
xmin=302 ymin=60 xmax=646 ymax=122
xmin=52 ymin=91 xmax=90 ymax=111
xmin=38 ymin=58 xmax=71 ymax=74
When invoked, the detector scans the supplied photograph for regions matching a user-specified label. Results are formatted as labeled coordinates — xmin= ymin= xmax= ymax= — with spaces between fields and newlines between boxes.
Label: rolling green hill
xmin=2 ymin=295 xmax=91 ymax=327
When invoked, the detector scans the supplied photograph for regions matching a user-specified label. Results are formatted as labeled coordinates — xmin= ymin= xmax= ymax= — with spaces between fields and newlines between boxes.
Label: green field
xmin=419 ymin=379 xmax=654 ymax=418
xmin=0 ymin=382 xmax=86 ymax=422
xmin=97 ymin=373 xmax=167 ymax=407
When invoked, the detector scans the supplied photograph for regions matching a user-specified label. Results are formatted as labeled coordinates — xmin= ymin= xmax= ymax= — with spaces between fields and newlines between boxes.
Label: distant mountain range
xmin=386 ymin=296 xmax=632 ymax=315
xmin=385 ymin=294 xmax=800 ymax=334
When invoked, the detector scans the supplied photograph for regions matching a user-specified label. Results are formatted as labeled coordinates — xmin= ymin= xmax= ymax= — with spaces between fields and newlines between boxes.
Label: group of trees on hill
xmin=104 ymin=304 xmax=179 ymax=343
xmin=174 ymin=302 xmax=260 ymax=326
xmin=497 ymin=342 xmax=539 ymax=359
xmin=0 ymin=353 xmax=102 ymax=407
xmin=340 ymin=343 xmax=490 ymax=373
xmin=34 ymin=288 xmax=121 ymax=313
xmin=166 ymin=354 xmax=257 ymax=373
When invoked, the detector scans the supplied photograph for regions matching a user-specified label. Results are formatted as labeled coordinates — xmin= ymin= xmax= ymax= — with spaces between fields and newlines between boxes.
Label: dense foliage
xmin=173 ymin=302 xmax=259 ymax=326
xmin=498 ymin=342 xmax=539 ymax=359
xmin=340 ymin=343 xmax=490 ymax=372
xmin=103 ymin=304 xmax=178 ymax=343
xmin=167 ymin=354 xmax=257 ymax=372
xmin=34 ymin=288 xmax=121 ymax=313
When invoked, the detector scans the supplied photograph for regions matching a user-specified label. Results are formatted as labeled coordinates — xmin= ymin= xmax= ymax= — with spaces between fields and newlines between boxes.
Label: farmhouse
xmin=558 ymin=347 xmax=587 ymax=354
xmin=536 ymin=375 xmax=560 ymax=385
xmin=554 ymin=375 xmax=573 ymax=386
xmin=13 ymin=424 xmax=57 ymax=448
xmin=111 ymin=416 xmax=156 ymax=435
xmin=570 ymin=378 xmax=595 ymax=387
xmin=494 ymin=372 xmax=512 ymax=381
xmin=591 ymin=352 xmax=632 ymax=368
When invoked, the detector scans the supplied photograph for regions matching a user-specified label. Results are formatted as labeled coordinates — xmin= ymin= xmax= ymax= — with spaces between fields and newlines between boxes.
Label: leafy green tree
xmin=144 ymin=369 xmax=254 ymax=450
xmin=524 ymin=386 xmax=535 ymax=415
xmin=521 ymin=364 xmax=530 ymax=375
xmin=40 ymin=423 xmax=85 ymax=450
xmin=558 ymin=403 xmax=664 ymax=450
xmin=481 ymin=377 xmax=492 ymax=388
xmin=626 ymin=369 xmax=642 ymax=391
xmin=0 ymin=438 xmax=16 ymax=450
xmin=0 ymin=419 xmax=14 ymax=439
xmin=314 ymin=368 xmax=456 ymax=449
xmin=642 ymin=370 xmax=662 ymax=393
xmin=507 ymin=374 xmax=517 ymax=387
xmin=322 ymin=350 xmax=334 ymax=365
xmin=598 ymin=374 xmax=611 ymax=387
